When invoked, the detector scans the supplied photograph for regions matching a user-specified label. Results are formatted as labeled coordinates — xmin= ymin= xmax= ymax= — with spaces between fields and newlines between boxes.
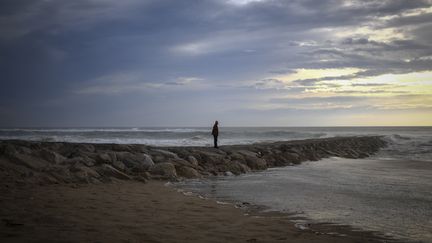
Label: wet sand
xmin=0 ymin=180 xmax=389 ymax=243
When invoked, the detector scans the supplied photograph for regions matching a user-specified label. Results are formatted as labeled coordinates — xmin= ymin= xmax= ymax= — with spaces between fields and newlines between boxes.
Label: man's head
xmin=215 ymin=120 xmax=218 ymax=125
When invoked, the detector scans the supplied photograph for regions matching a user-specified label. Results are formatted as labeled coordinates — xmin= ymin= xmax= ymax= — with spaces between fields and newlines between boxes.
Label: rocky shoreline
xmin=0 ymin=136 xmax=387 ymax=185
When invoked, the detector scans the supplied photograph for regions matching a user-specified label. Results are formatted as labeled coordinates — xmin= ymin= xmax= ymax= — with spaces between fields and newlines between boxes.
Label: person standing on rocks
xmin=212 ymin=121 xmax=219 ymax=148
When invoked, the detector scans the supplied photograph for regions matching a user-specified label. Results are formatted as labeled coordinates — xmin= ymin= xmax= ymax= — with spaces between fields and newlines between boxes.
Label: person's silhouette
xmin=211 ymin=121 xmax=219 ymax=148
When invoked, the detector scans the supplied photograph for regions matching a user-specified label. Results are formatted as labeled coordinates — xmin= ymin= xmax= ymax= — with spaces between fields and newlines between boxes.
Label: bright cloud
xmin=277 ymin=68 xmax=363 ymax=83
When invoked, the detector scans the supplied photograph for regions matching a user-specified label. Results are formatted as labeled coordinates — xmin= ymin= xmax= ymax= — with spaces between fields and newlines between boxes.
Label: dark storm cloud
xmin=0 ymin=0 xmax=431 ymax=126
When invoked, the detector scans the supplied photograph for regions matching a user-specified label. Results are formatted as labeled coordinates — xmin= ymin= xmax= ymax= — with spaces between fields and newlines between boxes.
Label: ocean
xmin=1 ymin=126 xmax=431 ymax=242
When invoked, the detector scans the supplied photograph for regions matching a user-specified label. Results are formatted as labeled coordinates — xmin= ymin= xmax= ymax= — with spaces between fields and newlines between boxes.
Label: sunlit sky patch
xmin=0 ymin=0 xmax=431 ymax=126
xmin=227 ymin=0 xmax=267 ymax=5
xmin=276 ymin=68 xmax=364 ymax=83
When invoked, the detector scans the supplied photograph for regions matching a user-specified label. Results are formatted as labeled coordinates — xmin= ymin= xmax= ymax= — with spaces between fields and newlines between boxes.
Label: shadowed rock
xmin=115 ymin=152 xmax=154 ymax=172
xmin=96 ymin=164 xmax=131 ymax=181
xmin=0 ymin=136 xmax=387 ymax=185
xmin=150 ymin=162 xmax=177 ymax=179
xmin=176 ymin=166 xmax=201 ymax=179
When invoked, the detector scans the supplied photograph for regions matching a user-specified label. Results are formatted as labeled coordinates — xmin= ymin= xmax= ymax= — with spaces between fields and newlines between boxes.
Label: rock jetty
xmin=0 ymin=136 xmax=386 ymax=185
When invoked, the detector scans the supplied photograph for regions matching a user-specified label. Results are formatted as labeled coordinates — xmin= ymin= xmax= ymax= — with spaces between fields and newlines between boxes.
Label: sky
xmin=0 ymin=0 xmax=431 ymax=127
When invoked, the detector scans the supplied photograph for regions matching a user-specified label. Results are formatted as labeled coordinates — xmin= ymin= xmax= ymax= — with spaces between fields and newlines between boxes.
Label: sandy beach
xmin=0 ymin=180 xmax=389 ymax=243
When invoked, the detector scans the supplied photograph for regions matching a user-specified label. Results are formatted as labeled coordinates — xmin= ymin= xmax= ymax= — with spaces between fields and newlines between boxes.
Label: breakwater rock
xmin=0 ymin=136 xmax=386 ymax=185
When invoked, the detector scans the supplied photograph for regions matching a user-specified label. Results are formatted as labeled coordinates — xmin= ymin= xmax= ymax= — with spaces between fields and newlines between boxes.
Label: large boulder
xmin=70 ymin=164 xmax=101 ymax=183
xmin=150 ymin=154 xmax=166 ymax=163
xmin=197 ymin=151 xmax=226 ymax=165
xmin=65 ymin=156 xmax=95 ymax=167
xmin=236 ymin=150 xmax=261 ymax=158
xmin=107 ymin=152 xmax=117 ymax=162
xmin=176 ymin=166 xmax=200 ymax=179
xmin=265 ymin=152 xmax=301 ymax=166
xmin=243 ymin=155 xmax=267 ymax=170
xmin=93 ymin=153 xmax=114 ymax=164
xmin=38 ymin=149 xmax=66 ymax=164
xmin=61 ymin=144 xmax=95 ymax=158
xmin=151 ymin=149 xmax=179 ymax=159
xmin=150 ymin=162 xmax=177 ymax=178
xmin=226 ymin=160 xmax=251 ymax=175
xmin=112 ymin=160 xmax=126 ymax=171
xmin=187 ymin=155 xmax=199 ymax=166
xmin=168 ymin=158 xmax=194 ymax=168
xmin=264 ymin=152 xmax=292 ymax=166
xmin=5 ymin=150 xmax=49 ymax=170
xmin=228 ymin=152 xmax=244 ymax=161
xmin=45 ymin=166 xmax=73 ymax=183
xmin=234 ymin=150 xmax=268 ymax=170
xmin=76 ymin=144 xmax=95 ymax=153
xmin=111 ymin=144 xmax=133 ymax=152
xmin=96 ymin=164 xmax=131 ymax=180
xmin=115 ymin=152 xmax=154 ymax=171
xmin=70 ymin=164 xmax=100 ymax=178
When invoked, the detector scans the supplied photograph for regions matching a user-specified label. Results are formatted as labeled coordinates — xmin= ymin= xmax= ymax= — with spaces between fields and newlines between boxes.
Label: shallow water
xmin=177 ymin=158 xmax=432 ymax=242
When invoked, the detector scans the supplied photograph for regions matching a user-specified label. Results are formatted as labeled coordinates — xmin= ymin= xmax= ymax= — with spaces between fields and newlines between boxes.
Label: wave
xmin=0 ymin=128 xmax=209 ymax=133
xmin=377 ymin=133 xmax=432 ymax=162
xmin=387 ymin=134 xmax=412 ymax=142
xmin=190 ymin=135 xmax=206 ymax=141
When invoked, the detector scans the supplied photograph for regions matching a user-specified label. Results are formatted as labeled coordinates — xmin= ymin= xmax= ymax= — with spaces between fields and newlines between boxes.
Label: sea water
xmin=1 ymin=126 xmax=432 ymax=241
xmin=177 ymin=158 xmax=432 ymax=242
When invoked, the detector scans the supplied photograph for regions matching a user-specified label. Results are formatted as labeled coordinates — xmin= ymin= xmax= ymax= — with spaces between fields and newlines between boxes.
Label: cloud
xmin=0 ymin=0 xmax=147 ymax=40
xmin=350 ymin=83 xmax=391 ymax=87
xmin=266 ymin=93 xmax=431 ymax=111
xmin=254 ymin=78 xmax=288 ymax=90
xmin=269 ymin=96 xmax=365 ymax=104
xmin=333 ymin=90 xmax=409 ymax=94
xmin=75 ymin=72 xmax=203 ymax=95
xmin=164 ymin=77 xmax=203 ymax=86
xmin=1 ymin=0 xmax=431 ymax=126
xmin=226 ymin=0 xmax=268 ymax=6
